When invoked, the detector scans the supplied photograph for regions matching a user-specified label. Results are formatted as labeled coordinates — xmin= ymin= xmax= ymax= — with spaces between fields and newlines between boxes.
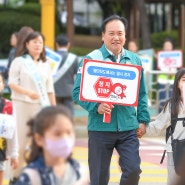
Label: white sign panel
xmin=45 ymin=47 xmax=62 ymax=75
xmin=138 ymin=49 xmax=154 ymax=72
xmin=157 ymin=50 xmax=183 ymax=70
xmin=80 ymin=59 xmax=141 ymax=106
xmin=0 ymin=114 xmax=15 ymax=139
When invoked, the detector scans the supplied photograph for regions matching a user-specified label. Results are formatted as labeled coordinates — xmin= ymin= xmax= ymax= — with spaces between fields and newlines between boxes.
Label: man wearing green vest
xmin=72 ymin=15 xmax=150 ymax=185
xmin=54 ymin=35 xmax=79 ymax=116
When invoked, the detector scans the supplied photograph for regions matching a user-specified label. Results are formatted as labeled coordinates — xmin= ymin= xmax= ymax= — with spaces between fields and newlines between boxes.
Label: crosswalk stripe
xmin=141 ymin=169 xmax=167 ymax=174
xmin=140 ymin=177 xmax=167 ymax=182
xmin=3 ymin=179 xmax=8 ymax=185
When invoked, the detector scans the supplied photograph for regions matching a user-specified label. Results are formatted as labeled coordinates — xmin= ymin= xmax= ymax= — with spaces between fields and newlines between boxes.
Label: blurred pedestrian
xmin=158 ymin=37 xmax=177 ymax=112
xmin=7 ymin=32 xmax=18 ymax=70
xmin=127 ymin=38 xmax=152 ymax=106
xmin=145 ymin=68 xmax=185 ymax=185
xmin=14 ymin=26 xmax=34 ymax=58
xmin=72 ymin=14 xmax=150 ymax=185
xmin=54 ymin=35 xmax=79 ymax=116
xmin=7 ymin=27 xmax=34 ymax=97
xmin=15 ymin=105 xmax=89 ymax=185
xmin=0 ymin=73 xmax=18 ymax=185
xmin=8 ymin=31 xmax=56 ymax=183
xmin=127 ymin=38 xmax=139 ymax=53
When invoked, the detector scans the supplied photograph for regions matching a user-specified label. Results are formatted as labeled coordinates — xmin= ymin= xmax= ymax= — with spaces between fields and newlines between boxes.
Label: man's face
xmin=102 ymin=20 xmax=126 ymax=56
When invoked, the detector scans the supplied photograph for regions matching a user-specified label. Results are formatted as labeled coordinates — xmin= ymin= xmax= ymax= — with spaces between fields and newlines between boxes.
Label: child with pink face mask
xmin=15 ymin=105 xmax=89 ymax=185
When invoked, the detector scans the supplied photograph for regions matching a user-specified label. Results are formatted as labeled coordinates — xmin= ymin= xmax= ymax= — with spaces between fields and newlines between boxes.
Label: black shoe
xmin=9 ymin=178 xmax=17 ymax=185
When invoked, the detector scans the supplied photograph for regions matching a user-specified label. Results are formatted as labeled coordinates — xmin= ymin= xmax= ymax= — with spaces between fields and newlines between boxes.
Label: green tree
xmin=96 ymin=0 xmax=152 ymax=49
xmin=132 ymin=0 xmax=151 ymax=49
xmin=8 ymin=0 xmax=25 ymax=7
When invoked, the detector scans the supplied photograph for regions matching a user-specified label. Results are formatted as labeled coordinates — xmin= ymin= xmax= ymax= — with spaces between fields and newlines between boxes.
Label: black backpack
xmin=160 ymin=105 xmax=185 ymax=164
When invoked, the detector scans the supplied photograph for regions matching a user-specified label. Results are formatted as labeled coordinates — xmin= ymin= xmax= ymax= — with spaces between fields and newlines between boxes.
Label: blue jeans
xmin=88 ymin=130 xmax=141 ymax=185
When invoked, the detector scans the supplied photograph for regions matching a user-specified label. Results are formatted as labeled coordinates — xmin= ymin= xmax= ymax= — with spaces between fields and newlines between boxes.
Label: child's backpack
xmin=23 ymin=158 xmax=81 ymax=185
xmin=0 ymin=98 xmax=13 ymax=161
xmin=160 ymin=104 xmax=178 ymax=164
xmin=2 ymin=99 xmax=13 ymax=114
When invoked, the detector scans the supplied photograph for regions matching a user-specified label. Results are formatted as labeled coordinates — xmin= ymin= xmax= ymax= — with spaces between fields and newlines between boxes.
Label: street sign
xmin=157 ymin=50 xmax=183 ymax=70
xmin=80 ymin=59 xmax=142 ymax=106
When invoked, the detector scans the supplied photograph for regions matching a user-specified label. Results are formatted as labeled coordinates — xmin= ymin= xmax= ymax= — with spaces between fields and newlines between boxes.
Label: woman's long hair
xmin=15 ymin=26 xmax=34 ymax=57
xmin=164 ymin=68 xmax=185 ymax=116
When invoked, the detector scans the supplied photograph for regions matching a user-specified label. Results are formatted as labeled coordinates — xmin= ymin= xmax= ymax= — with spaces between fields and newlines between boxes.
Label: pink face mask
xmin=45 ymin=137 xmax=75 ymax=158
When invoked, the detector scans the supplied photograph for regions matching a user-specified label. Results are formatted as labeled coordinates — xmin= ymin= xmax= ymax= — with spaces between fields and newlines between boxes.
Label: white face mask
xmin=45 ymin=137 xmax=75 ymax=158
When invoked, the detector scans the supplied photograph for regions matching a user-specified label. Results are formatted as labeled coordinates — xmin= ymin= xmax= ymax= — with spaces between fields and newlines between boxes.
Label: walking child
xmin=15 ymin=105 xmax=89 ymax=185
xmin=0 ymin=72 xmax=18 ymax=185
xmin=144 ymin=68 xmax=185 ymax=185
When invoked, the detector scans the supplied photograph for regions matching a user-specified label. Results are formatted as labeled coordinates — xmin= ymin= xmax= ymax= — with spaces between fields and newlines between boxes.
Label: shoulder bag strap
xmin=23 ymin=168 xmax=42 ymax=185
xmin=170 ymin=103 xmax=178 ymax=140
xmin=53 ymin=53 xmax=77 ymax=84
xmin=0 ymin=98 xmax=5 ymax=113
xmin=160 ymin=102 xmax=177 ymax=164
xmin=21 ymin=54 xmax=50 ymax=108
xmin=87 ymin=49 xmax=112 ymax=62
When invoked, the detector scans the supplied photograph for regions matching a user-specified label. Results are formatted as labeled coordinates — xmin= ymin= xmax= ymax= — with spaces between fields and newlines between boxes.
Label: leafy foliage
xmin=151 ymin=30 xmax=178 ymax=50
xmin=0 ymin=3 xmax=41 ymax=58
xmin=70 ymin=46 xmax=93 ymax=57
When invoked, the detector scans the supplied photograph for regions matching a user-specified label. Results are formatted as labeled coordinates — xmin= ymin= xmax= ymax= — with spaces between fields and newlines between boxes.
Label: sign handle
xmin=103 ymin=103 xmax=112 ymax=123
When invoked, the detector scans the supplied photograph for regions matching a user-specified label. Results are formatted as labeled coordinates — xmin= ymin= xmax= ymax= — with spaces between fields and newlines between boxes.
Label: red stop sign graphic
xmin=94 ymin=77 xmax=113 ymax=98
xmin=163 ymin=58 xmax=172 ymax=66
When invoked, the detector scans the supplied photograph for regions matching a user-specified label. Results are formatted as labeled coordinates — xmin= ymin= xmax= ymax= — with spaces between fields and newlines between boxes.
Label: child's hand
xmin=137 ymin=124 xmax=146 ymax=138
xmin=136 ymin=128 xmax=142 ymax=138
xmin=10 ymin=158 xmax=18 ymax=169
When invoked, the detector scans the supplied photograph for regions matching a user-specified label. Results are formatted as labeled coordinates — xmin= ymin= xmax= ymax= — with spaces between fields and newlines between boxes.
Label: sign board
xmin=157 ymin=50 xmax=183 ymax=70
xmin=138 ymin=49 xmax=154 ymax=72
xmin=80 ymin=59 xmax=141 ymax=106
xmin=0 ymin=114 xmax=15 ymax=139
xmin=45 ymin=47 xmax=62 ymax=75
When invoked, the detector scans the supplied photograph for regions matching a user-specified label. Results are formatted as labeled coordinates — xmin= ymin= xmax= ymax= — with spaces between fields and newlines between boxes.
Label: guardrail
xmin=145 ymin=70 xmax=176 ymax=116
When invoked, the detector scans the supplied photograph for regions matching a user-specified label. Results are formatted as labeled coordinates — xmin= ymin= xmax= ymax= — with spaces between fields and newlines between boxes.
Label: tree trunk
xmin=134 ymin=0 xmax=152 ymax=49
xmin=96 ymin=0 xmax=115 ymax=19
xmin=67 ymin=0 xmax=74 ymax=46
